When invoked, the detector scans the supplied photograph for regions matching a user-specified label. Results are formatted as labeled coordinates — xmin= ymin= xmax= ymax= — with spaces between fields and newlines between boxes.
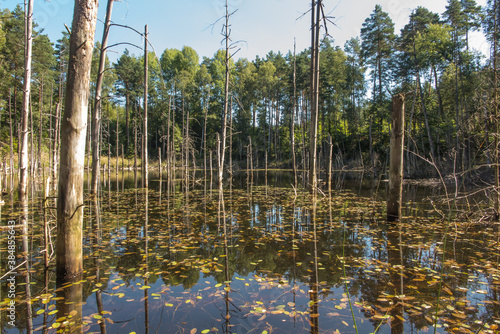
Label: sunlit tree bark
xmin=56 ymin=0 xmax=99 ymax=280
xmin=91 ymin=0 xmax=114 ymax=195
xmin=18 ymin=0 xmax=33 ymax=199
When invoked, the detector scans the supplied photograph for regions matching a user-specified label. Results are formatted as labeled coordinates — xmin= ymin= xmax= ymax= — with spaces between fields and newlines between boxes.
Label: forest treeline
xmin=0 ymin=0 xmax=498 ymax=178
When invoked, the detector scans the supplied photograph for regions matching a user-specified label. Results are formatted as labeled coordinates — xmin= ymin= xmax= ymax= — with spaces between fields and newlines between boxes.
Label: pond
xmin=0 ymin=170 xmax=499 ymax=333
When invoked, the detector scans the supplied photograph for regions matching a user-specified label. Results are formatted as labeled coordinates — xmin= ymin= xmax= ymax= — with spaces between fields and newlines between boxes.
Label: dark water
xmin=0 ymin=171 xmax=499 ymax=333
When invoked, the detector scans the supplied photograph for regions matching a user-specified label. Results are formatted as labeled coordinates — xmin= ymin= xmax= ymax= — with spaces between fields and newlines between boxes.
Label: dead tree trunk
xmin=38 ymin=78 xmax=44 ymax=172
xmin=328 ymin=135 xmax=332 ymax=194
xmin=116 ymin=110 xmax=119 ymax=181
xmin=309 ymin=0 xmax=321 ymax=193
xmin=56 ymin=0 xmax=99 ymax=281
xmin=494 ymin=0 xmax=500 ymax=219
xmin=142 ymin=25 xmax=149 ymax=188
xmin=229 ymin=96 xmax=233 ymax=190
xmin=91 ymin=0 xmax=114 ymax=195
xmin=48 ymin=82 xmax=54 ymax=185
xmin=219 ymin=0 xmax=230 ymax=192
xmin=19 ymin=0 xmax=33 ymax=198
xmin=9 ymin=89 xmax=14 ymax=175
xmin=387 ymin=94 xmax=405 ymax=222
xmin=292 ymin=40 xmax=298 ymax=188
xmin=53 ymin=74 xmax=64 ymax=190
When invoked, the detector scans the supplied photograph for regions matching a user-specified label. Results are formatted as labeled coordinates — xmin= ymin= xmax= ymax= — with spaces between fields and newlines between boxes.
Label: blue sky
xmin=3 ymin=0 xmax=489 ymax=62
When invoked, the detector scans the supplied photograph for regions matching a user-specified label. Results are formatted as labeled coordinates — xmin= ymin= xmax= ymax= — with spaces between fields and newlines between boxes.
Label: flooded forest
xmin=1 ymin=0 xmax=500 ymax=333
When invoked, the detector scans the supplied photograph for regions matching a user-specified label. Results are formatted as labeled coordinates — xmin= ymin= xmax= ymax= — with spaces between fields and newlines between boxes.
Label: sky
xmin=2 ymin=0 xmax=490 ymax=63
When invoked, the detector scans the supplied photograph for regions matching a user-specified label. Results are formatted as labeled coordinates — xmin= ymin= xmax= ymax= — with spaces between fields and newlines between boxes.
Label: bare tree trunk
xmin=387 ymin=94 xmax=405 ymax=222
xmin=142 ymin=25 xmax=149 ymax=188
xmin=229 ymin=96 xmax=233 ymax=190
xmin=494 ymin=0 xmax=500 ymax=219
xmin=38 ymin=78 xmax=44 ymax=172
xmin=203 ymin=93 xmax=208 ymax=184
xmin=167 ymin=94 xmax=171 ymax=178
xmin=219 ymin=0 xmax=230 ymax=192
xmin=116 ymin=110 xmax=119 ymax=181
xmin=309 ymin=0 xmax=321 ymax=193
xmin=328 ymin=135 xmax=332 ymax=194
xmin=56 ymin=0 xmax=98 ymax=281
xmin=91 ymin=0 xmax=114 ymax=194
xmin=134 ymin=116 xmax=137 ymax=170
xmin=30 ymin=94 xmax=35 ymax=175
xmin=53 ymin=74 xmax=64 ymax=190
xmin=185 ymin=100 xmax=190 ymax=194
xmin=249 ymin=137 xmax=253 ymax=183
xmin=48 ymin=83 xmax=54 ymax=184
xmin=19 ymin=0 xmax=33 ymax=198
xmin=210 ymin=150 xmax=213 ymax=196
xmin=158 ymin=147 xmax=162 ymax=175
xmin=292 ymin=40 xmax=298 ymax=188
xmin=52 ymin=102 xmax=61 ymax=190
xmin=126 ymin=93 xmax=130 ymax=153
xmin=9 ymin=89 xmax=14 ymax=176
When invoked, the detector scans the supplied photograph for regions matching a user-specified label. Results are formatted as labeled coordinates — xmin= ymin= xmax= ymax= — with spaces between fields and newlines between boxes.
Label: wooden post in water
xmin=387 ymin=94 xmax=405 ymax=222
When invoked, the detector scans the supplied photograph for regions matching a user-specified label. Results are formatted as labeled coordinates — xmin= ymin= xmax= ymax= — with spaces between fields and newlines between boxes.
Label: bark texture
xmin=19 ymin=0 xmax=33 ymax=198
xmin=91 ymin=0 xmax=114 ymax=194
xmin=387 ymin=94 xmax=405 ymax=222
xmin=56 ymin=0 xmax=99 ymax=280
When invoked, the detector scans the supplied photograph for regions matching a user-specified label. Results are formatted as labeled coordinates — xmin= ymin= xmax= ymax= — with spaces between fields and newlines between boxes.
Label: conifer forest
xmin=0 ymin=0 xmax=499 ymax=333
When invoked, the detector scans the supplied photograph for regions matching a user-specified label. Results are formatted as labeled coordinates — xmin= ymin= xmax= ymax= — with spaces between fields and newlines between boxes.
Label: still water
xmin=0 ymin=171 xmax=499 ymax=333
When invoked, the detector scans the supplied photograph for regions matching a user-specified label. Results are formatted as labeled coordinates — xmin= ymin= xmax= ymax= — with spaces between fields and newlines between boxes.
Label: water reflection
xmin=1 ymin=172 xmax=499 ymax=333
